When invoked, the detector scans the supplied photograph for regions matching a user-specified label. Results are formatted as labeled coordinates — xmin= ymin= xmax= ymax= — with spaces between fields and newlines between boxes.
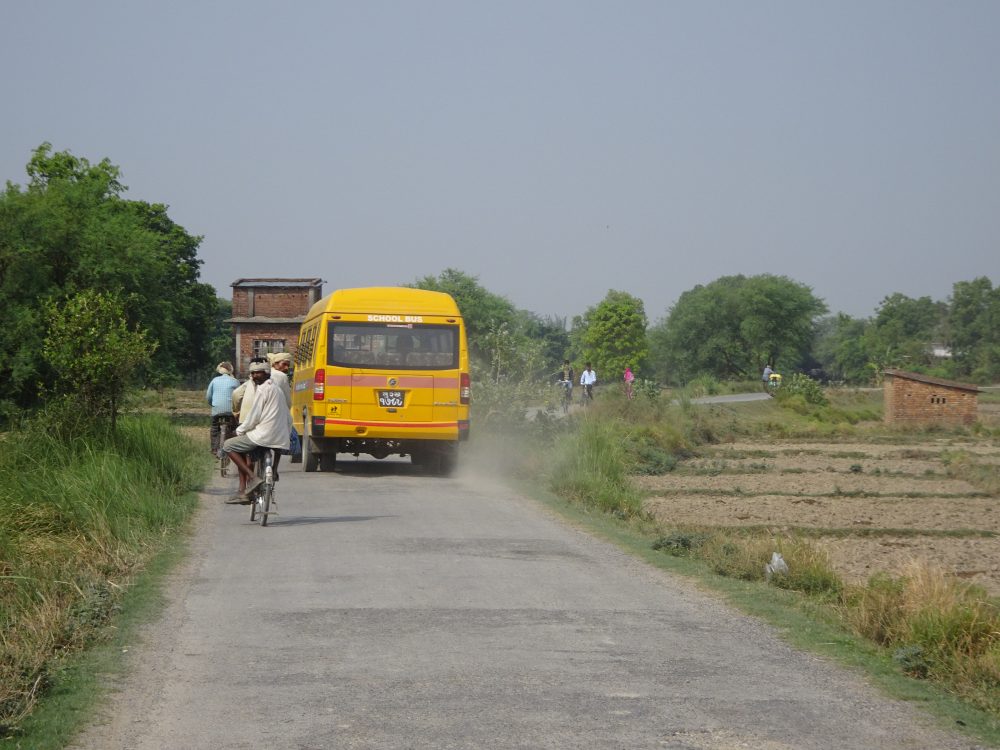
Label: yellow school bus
xmin=291 ymin=287 xmax=470 ymax=474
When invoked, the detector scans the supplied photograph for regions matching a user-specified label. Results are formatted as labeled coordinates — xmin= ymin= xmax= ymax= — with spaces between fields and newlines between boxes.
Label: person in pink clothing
xmin=623 ymin=366 xmax=635 ymax=400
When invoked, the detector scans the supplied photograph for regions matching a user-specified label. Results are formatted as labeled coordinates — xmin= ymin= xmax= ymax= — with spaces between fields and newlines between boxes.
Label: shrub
xmin=547 ymin=416 xmax=644 ymax=518
xmin=652 ymin=530 xmax=710 ymax=556
xmin=775 ymin=373 xmax=828 ymax=406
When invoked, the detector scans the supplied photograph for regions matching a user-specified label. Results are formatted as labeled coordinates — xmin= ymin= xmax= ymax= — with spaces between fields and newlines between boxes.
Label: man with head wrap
xmin=266 ymin=351 xmax=296 ymax=468
xmin=223 ymin=360 xmax=291 ymax=503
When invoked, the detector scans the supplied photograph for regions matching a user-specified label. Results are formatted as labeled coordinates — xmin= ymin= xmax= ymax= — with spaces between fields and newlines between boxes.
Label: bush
xmin=652 ymin=530 xmax=710 ymax=556
xmin=547 ymin=416 xmax=644 ymax=518
xmin=842 ymin=561 xmax=1000 ymax=696
xmin=775 ymin=373 xmax=828 ymax=406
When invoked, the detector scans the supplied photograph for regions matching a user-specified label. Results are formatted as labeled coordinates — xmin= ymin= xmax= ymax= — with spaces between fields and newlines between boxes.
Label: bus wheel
xmin=319 ymin=452 xmax=337 ymax=472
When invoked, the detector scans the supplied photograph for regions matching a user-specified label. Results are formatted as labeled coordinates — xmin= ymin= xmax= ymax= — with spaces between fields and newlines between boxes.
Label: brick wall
xmin=231 ymin=287 xmax=313 ymax=318
xmin=884 ymin=375 xmax=978 ymax=425
xmin=234 ymin=323 xmax=303 ymax=376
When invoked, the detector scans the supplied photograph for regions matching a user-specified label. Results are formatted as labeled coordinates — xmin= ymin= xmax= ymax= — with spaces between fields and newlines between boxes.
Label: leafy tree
xmin=206 ymin=297 xmax=236 ymax=374
xmin=572 ymin=290 xmax=648 ymax=380
xmin=409 ymin=268 xmax=517 ymax=357
xmin=946 ymin=277 xmax=1000 ymax=382
xmin=862 ymin=293 xmax=945 ymax=373
xmin=813 ymin=314 xmax=871 ymax=384
xmin=43 ymin=290 xmax=154 ymax=430
xmin=0 ymin=143 xmax=218 ymax=407
xmin=651 ymin=275 xmax=826 ymax=382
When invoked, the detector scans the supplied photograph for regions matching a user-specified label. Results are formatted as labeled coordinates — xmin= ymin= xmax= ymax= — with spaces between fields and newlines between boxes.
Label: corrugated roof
xmin=883 ymin=369 xmax=982 ymax=393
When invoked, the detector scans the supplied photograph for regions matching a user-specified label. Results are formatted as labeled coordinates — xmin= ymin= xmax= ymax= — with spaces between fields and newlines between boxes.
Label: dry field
xmin=642 ymin=403 xmax=1000 ymax=596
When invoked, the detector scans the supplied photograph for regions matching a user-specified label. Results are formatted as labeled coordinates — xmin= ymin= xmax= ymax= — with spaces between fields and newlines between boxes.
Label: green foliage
xmin=652 ymin=530 xmax=710 ymax=556
xmin=813 ymin=279 xmax=1000 ymax=385
xmin=410 ymin=268 xmax=517 ymax=358
xmin=43 ymin=290 xmax=154 ymax=429
xmin=635 ymin=378 xmax=662 ymax=402
xmin=0 ymin=411 xmax=204 ymax=733
xmin=774 ymin=373 xmax=828 ymax=406
xmin=0 ymin=144 xmax=218 ymax=408
xmin=548 ymin=416 xmax=645 ymax=518
xmin=571 ymin=290 xmax=648 ymax=380
xmin=813 ymin=313 xmax=872 ymax=384
xmin=411 ymin=268 xmax=569 ymax=379
xmin=650 ymin=274 xmax=827 ymax=383
xmin=843 ymin=564 xmax=1000 ymax=712
xmin=947 ymin=277 xmax=1000 ymax=382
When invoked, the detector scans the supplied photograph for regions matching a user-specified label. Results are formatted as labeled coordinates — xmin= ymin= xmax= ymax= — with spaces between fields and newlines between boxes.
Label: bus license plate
xmin=378 ymin=390 xmax=404 ymax=407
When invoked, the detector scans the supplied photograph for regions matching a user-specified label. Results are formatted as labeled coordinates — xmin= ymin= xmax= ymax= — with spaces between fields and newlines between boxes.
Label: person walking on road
xmin=762 ymin=363 xmax=773 ymax=393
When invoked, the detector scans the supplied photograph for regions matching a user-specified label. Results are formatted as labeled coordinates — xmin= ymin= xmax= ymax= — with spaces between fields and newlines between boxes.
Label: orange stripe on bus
xmin=346 ymin=375 xmax=458 ymax=388
xmin=323 ymin=419 xmax=458 ymax=429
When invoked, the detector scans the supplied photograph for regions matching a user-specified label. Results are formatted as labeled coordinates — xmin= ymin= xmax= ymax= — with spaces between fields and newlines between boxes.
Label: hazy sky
xmin=2 ymin=2 xmax=997 ymax=323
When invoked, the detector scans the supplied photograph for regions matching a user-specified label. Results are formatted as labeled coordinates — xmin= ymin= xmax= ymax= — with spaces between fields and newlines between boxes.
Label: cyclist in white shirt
xmin=223 ymin=361 xmax=291 ymax=503
xmin=580 ymin=362 xmax=597 ymax=401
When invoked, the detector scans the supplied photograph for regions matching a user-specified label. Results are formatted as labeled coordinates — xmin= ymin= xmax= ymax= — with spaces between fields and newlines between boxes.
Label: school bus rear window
xmin=329 ymin=323 xmax=458 ymax=369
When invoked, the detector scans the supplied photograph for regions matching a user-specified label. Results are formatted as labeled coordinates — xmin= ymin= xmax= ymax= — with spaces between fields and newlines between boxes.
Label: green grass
xmin=0 ymin=534 xmax=191 ymax=749
xmin=0 ymin=410 xmax=208 ymax=740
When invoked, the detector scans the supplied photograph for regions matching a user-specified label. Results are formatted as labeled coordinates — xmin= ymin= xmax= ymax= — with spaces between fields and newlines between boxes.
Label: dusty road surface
xmin=72 ymin=457 xmax=983 ymax=750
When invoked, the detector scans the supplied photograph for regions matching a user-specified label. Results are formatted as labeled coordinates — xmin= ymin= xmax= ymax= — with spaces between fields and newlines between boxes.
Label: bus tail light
xmin=460 ymin=373 xmax=471 ymax=405
xmin=314 ymin=369 xmax=325 ymax=400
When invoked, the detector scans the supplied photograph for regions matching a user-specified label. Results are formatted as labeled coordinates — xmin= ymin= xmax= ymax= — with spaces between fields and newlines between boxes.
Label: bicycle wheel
xmin=249 ymin=458 xmax=263 ymax=522
xmin=260 ymin=454 xmax=274 ymax=526
xmin=259 ymin=482 xmax=273 ymax=526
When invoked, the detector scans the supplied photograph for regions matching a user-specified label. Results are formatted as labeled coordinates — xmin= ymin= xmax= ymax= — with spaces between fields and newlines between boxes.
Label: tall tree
xmin=813 ymin=314 xmax=871 ymax=384
xmin=572 ymin=290 xmax=648 ymax=381
xmin=862 ymin=293 xmax=945 ymax=372
xmin=0 ymin=143 xmax=218 ymax=407
xmin=947 ymin=277 xmax=1000 ymax=381
xmin=651 ymin=275 xmax=826 ymax=382
xmin=409 ymin=268 xmax=517 ymax=359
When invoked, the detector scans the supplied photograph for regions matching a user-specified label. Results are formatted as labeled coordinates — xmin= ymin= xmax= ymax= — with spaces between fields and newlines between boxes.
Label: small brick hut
xmin=228 ymin=278 xmax=323 ymax=376
xmin=883 ymin=369 xmax=980 ymax=426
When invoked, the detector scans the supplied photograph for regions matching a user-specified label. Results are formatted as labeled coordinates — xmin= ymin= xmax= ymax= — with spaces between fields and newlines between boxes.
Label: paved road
xmin=73 ymin=456 xmax=981 ymax=750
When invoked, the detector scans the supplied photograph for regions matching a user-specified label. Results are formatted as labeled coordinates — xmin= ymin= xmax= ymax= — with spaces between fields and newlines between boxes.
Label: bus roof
xmin=306 ymin=287 xmax=462 ymax=319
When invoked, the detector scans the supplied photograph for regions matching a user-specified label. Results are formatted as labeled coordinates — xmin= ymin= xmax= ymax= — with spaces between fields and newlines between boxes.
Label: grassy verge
xmin=0 ymin=410 xmax=207 ymax=741
xmin=468 ymin=385 xmax=1000 ymax=745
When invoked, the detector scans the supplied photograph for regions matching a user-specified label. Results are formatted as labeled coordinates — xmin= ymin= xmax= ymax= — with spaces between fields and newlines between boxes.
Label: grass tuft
xmin=0 ymin=410 xmax=205 ymax=736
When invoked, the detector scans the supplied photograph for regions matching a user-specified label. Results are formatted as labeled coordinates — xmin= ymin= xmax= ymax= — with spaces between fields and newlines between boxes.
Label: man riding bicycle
xmin=223 ymin=361 xmax=291 ymax=504
xmin=206 ymin=362 xmax=239 ymax=459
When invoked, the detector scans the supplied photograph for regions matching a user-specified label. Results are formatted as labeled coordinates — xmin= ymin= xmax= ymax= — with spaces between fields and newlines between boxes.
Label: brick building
xmin=228 ymin=278 xmax=323 ymax=376
xmin=883 ymin=369 xmax=980 ymax=426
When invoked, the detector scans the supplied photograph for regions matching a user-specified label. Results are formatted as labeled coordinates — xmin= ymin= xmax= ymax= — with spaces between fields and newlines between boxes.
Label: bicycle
xmin=556 ymin=379 xmax=573 ymax=414
xmin=247 ymin=447 xmax=277 ymax=527
xmin=211 ymin=414 xmax=237 ymax=477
